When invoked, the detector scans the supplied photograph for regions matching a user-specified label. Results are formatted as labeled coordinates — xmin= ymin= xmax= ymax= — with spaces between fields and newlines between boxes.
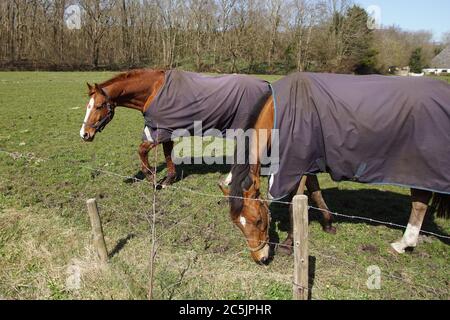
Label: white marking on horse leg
xmin=391 ymin=196 xmax=427 ymax=254
xmin=403 ymin=223 xmax=420 ymax=247
xmin=224 ymin=172 xmax=232 ymax=186
xmin=239 ymin=216 xmax=247 ymax=227
xmin=80 ymin=98 xmax=94 ymax=138
xmin=391 ymin=223 xmax=421 ymax=254
xmin=144 ymin=126 xmax=154 ymax=143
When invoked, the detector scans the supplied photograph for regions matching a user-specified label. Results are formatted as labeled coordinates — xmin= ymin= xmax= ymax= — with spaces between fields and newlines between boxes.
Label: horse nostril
xmin=82 ymin=132 xmax=91 ymax=141
xmin=259 ymin=256 xmax=268 ymax=265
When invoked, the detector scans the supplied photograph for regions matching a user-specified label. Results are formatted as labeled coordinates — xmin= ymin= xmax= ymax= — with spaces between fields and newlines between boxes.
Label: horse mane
xmin=229 ymin=92 xmax=272 ymax=216
xmin=98 ymin=69 xmax=165 ymax=88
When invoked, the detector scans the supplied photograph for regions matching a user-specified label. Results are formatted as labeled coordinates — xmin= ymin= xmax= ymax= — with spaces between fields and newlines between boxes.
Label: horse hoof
xmin=155 ymin=183 xmax=165 ymax=190
xmin=125 ymin=171 xmax=147 ymax=184
xmin=390 ymin=242 xmax=406 ymax=254
xmin=323 ymin=225 xmax=337 ymax=235
xmin=277 ymin=244 xmax=293 ymax=256
xmin=164 ymin=174 xmax=177 ymax=185
xmin=277 ymin=238 xmax=294 ymax=256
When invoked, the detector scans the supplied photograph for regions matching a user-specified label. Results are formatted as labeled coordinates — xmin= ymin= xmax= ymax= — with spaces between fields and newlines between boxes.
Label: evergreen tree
xmin=409 ymin=48 xmax=424 ymax=73
xmin=345 ymin=5 xmax=378 ymax=74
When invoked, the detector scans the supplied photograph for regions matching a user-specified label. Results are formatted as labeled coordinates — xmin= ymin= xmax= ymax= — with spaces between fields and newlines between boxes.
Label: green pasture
xmin=0 ymin=72 xmax=449 ymax=300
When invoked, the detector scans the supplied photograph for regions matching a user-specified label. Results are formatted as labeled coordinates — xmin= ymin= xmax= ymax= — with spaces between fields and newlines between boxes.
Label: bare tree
xmin=443 ymin=31 xmax=450 ymax=45
xmin=266 ymin=0 xmax=282 ymax=70
xmin=80 ymin=0 xmax=115 ymax=68
xmin=289 ymin=0 xmax=320 ymax=71
xmin=0 ymin=0 xmax=440 ymax=75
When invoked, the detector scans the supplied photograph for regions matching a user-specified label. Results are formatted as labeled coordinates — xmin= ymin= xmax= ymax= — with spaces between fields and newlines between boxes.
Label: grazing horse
xmin=219 ymin=72 xmax=450 ymax=264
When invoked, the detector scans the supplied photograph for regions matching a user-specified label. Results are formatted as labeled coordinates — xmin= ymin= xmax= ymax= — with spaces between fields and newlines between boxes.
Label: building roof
xmin=431 ymin=46 xmax=450 ymax=68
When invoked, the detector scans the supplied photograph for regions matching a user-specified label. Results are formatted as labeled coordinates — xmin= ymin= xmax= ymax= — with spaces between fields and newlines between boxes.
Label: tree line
xmin=0 ymin=0 xmax=448 ymax=74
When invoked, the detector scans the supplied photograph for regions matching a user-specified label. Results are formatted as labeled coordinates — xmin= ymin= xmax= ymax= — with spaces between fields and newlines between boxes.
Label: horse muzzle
xmin=80 ymin=131 xmax=95 ymax=142
xmin=251 ymin=243 xmax=270 ymax=265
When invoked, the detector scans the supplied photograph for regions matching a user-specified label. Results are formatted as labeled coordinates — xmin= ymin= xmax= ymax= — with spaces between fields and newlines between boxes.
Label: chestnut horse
xmin=79 ymin=69 xmax=177 ymax=186
xmin=219 ymin=76 xmax=450 ymax=264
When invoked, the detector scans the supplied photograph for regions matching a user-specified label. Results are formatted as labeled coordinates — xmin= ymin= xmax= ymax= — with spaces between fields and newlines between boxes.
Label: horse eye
xmin=255 ymin=219 xmax=262 ymax=227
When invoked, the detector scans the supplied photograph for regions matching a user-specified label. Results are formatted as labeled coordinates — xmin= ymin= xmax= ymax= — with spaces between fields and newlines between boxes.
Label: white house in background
xmin=423 ymin=46 xmax=450 ymax=75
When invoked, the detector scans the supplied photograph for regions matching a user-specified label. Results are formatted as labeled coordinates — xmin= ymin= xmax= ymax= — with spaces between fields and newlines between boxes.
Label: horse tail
xmin=431 ymin=193 xmax=450 ymax=219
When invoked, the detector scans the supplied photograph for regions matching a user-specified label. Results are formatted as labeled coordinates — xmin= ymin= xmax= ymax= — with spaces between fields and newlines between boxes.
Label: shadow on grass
xmin=270 ymin=188 xmax=450 ymax=246
xmin=175 ymin=157 xmax=231 ymax=179
xmin=109 ymin=233 xmax=136 ymax=258
xmin=123 ymin=157 xmax=231 ymax=184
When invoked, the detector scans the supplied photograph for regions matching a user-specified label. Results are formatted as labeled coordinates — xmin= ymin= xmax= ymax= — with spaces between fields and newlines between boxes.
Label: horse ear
xmin=87 ymin=83 xmax=94 ymax=95
xmin=218 ymin=182 xmax=230 ymax=197
xmin=94 ymin=83 xmax=107 ymax=96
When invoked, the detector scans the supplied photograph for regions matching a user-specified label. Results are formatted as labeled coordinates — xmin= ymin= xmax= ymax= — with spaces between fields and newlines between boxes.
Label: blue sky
xmin=356 ymin=0 xmax=450 ymax=41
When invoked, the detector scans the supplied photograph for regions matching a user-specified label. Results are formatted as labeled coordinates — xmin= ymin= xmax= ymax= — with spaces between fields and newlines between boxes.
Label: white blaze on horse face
xmin=80 ymin=98 xmax=94 ymax=139
xmin=239 ymin=216 xmax=247 ymax=227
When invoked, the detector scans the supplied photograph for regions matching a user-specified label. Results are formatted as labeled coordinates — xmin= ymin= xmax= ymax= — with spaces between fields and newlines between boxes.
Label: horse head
xmin=219 ymin=169 xmax=271 ymax=265
xmin=80 ymin=83 xmax=116 ymax=142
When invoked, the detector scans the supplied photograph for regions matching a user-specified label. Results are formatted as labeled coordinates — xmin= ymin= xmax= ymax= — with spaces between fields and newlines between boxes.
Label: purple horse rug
xmin=269 ymin=72 xmax=450 ymax=199
xmin=143 ymin=70 xmax=271 ymax=143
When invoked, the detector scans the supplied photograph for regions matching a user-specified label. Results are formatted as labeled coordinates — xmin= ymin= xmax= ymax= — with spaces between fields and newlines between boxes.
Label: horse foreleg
xmin=306 ymin=175 xmax=336 ymax=234
xmin=139 ymin=141 xmax=157 ymax=181
xmin=391 ymin=189 xmax=432 ymax=254
xmin=277 ymin=203 xmax=295 ymax=255
xmin=159 ymin=141 xmax=177 ymax=187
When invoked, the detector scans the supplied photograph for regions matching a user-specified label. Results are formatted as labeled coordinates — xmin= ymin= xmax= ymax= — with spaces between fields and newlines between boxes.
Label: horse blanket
xmin=143 ymin=70 xmax=271 ymax=143
xmin=269 ymin=72 xmax=450 ymax=200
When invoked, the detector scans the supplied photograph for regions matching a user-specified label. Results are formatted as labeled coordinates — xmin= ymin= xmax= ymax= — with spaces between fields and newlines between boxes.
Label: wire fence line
xmin=1 ymin=148 xmax=450 ymax=298
xmin=2 ymin=147 xmax=450 ymax=252
xmin=76 ymin=163 xmax=450 ymax=241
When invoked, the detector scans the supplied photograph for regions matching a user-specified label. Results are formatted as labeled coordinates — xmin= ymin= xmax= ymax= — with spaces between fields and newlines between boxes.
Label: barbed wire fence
xmin=1 ymin=148 xmax=449 ymax=299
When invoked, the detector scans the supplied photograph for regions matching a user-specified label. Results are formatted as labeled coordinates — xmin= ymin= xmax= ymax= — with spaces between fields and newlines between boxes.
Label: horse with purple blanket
xmin=220 ymin=72 xmax=450 ymax=263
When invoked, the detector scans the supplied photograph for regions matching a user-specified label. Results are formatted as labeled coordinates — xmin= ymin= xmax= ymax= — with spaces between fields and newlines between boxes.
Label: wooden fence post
xmin=86 ymin=198 xmax=108 ymax=264
xmin=293 ymin=195 xmax=309 ymax=300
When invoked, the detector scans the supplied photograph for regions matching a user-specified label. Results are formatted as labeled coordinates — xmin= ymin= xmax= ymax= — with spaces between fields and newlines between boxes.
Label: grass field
xmin=0 ymin=72 xmax=449 ymax=300
xmin=431 ymin=75 xmax=450 ymax=84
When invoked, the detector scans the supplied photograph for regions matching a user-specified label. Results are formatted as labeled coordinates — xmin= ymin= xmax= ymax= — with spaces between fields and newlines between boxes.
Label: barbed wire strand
xmin=76 ymin=163 xmax=450 ymax=240
xmin=1 ymin=148 xmax=447 ymax=240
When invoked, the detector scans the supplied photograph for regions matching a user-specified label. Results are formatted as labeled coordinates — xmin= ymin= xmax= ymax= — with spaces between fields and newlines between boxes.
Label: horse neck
xmin=248 ymin=96 xmax=275 ymax=179
xmin=103 ymin=71 xmax=165 ymax=113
